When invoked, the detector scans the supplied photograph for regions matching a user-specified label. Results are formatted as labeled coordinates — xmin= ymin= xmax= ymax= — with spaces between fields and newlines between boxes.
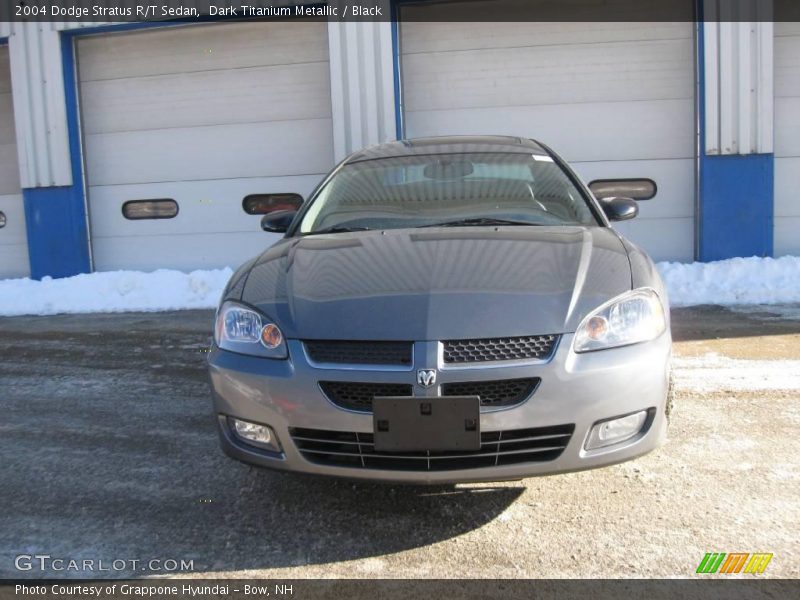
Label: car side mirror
xmin=600 ymin=197 xmax=638 ymax=222
xmin=261 ymin=210 xmax=298 ymax=233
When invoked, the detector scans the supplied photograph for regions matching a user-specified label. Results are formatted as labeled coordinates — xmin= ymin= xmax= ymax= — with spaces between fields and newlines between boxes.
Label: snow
xmin=658 ymin=255 xmax=800 ymax=307
xmin=0 ymin=268 xmax=232 ymax=317
xmin=0 ymin=255 xmax=799 ymax=317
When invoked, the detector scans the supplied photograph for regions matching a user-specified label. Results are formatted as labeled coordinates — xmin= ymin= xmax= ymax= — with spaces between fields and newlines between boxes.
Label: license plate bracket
xmin=372 ymin=396 xmax=481 ymax=452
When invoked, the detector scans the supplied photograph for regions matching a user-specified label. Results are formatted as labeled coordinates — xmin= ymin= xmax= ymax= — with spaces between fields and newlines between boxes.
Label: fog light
xmin=585 ymin=410 xmax=648 ymax=450
xmin=229 ymin=417 xmax=282 ymax=453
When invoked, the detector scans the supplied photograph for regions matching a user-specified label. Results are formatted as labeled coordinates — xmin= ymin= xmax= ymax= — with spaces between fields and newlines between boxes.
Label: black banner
xmin=2 ymin=0 xmax=800 ymax=23
xmin=2 ymin=580 xmax=800 ymax=600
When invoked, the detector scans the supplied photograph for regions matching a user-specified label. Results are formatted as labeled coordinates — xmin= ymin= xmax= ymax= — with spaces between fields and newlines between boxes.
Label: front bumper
xmin=208 ymin=333 xmax=671 ymax=484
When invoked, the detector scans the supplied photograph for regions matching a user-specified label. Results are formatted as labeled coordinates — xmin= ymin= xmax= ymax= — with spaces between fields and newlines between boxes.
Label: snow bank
xmin=0 ymin=268 xmax=232 ymax=317
xmin=658 ymin=255 xmax=800 ymax=307
xmin=0 ymin=255 xmax=799 ymax=316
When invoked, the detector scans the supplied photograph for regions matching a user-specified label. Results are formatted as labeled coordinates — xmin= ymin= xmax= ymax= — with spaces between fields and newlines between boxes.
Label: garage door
xmin=77 ymin=21 xmax=334 ymax=272
xmin=0 ymin=45 xmax=29 ymax=279
xmin=398 ymin=3 xmax=696 ymax=262
xmin=775 ymin=22 xmax=800 ymax=256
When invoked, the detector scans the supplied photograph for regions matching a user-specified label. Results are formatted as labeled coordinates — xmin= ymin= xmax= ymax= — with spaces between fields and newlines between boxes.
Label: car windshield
xmin=297 ymin=152 xmax=598 ymax=234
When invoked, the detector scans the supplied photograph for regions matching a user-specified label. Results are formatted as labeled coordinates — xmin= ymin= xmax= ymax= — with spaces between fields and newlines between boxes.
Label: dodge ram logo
xmin=417 ymin=369 xmax=437 ymax=388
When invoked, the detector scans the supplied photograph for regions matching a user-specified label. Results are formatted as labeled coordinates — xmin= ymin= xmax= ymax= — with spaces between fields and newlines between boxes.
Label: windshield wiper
xmin=304 ymin=225 xmax=372 ymax=236
xmin=417 ymin=217 xmax=542 ymax=228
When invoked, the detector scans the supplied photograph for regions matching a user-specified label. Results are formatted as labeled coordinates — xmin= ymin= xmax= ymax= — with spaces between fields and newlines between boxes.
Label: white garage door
xmin=0 ymin=45 xmax=29 ymax=279
xmin=77 ymin=21 xmax=334 ymax=272
xmin=398 ymin=4 xmax=696 ymax=262
xmin=775 ymin=22 xmax=800 ymax=256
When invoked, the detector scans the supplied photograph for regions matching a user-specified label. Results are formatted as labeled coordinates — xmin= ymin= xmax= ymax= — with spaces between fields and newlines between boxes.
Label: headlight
xmin=573 ymin=288 xmax=666 ymax=352
xmin=214 ymin=301 xmax=288 ymax=359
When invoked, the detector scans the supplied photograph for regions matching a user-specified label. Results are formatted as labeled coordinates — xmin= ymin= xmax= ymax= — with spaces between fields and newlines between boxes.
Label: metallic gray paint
xmin=209 ymin=333 xmax=670 ymax=484
xmin=234 ymin=226 xmax=632 ymax=340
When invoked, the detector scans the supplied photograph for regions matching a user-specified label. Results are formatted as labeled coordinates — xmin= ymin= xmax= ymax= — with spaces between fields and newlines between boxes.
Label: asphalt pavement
xmin=0 ymin=307 xmax=798 ymax=578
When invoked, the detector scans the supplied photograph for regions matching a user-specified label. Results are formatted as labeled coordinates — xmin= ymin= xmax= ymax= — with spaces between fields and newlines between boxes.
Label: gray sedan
xmin=208 ymin=136 xmax=671 ymax=484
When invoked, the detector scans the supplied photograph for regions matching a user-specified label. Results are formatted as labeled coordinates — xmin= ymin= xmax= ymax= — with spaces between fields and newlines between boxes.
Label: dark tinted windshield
xmin=298 ymin=152 xmax=598 ymax=234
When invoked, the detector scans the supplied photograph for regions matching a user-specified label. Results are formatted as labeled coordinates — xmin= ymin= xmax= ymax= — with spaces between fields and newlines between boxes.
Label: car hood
xmin=237 ymin=227 xmax=632 ymax=340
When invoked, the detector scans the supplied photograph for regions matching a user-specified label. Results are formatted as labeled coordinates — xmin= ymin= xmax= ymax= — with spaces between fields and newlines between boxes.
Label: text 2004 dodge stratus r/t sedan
xmin=208 ymin=136 xmax=672 ymax=484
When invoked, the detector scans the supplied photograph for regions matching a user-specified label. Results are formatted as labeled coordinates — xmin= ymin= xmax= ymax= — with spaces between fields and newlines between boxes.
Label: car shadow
xmin=199 ymin=466 xmax=525 ymax=573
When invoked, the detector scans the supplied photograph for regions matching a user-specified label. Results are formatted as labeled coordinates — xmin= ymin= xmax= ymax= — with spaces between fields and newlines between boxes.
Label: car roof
xmin=346 ymin=135 xmax=550 ymax=163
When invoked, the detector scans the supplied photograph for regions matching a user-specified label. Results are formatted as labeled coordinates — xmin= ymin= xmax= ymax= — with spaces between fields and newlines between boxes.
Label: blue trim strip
xmin=695 ymin=6 xmax=704 ymax=261
xmin=22 ymin=186 xmax=91 ymax=279
xmin=390 ymin=1 xmax=404 ymax=139
xmin=60 ymin=32 xmax=92 ymax=271
xmin=698 ymin=154 xmax=774 ymax=260
xmin=22 ymin=33 xmax=92 ymax=280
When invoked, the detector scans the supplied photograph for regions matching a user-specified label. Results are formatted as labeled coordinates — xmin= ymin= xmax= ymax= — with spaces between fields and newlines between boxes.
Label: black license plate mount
xmin=372 ymin=396 xmax=481 ymax=452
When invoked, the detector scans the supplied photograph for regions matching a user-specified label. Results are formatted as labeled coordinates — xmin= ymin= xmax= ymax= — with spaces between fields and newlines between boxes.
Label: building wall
xmin=1 ymin=3 xmax=396 ymax=191
xmin=0 ymin=1 xmax=793 ymax=279
xmin=774 ymin=21 xmax=800 ymax=256
xmin=0 ymin=43 xmax=30 ymax=279
xmin=398 ymin=17 xmax=696 ymax=262
xmin=1 ymin=8 xmax=396 ymax=278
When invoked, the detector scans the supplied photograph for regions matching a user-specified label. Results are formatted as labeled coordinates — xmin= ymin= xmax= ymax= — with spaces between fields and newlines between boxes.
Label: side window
xmin=588 ymin=179 xmax=657 ymax=201
xmin=122 ymin=199 xmax=179 ymax=220
xmin=242 ymin=194 xmax=303 ymax=215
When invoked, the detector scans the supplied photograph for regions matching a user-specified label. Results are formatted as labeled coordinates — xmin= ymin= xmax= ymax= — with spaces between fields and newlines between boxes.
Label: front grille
xmin=290 ymin=424 xmax=574 ymax=471
xmin=319 ymin=381 xmax=413 ymax=412
xmin=442 ymin=377 xmax=539 ymax=408
xmin=322 ymin=378 xmax=538 ymax=412
xmin=443 ymin=335 xmax=558 ymax=363
xmin=305 ymin=340 xmax=412 ymax=366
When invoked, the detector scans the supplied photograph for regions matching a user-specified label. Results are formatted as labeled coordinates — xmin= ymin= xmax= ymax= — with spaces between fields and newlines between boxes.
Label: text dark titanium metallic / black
xmin=208 ymin=135 xmax=672 ymax=484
